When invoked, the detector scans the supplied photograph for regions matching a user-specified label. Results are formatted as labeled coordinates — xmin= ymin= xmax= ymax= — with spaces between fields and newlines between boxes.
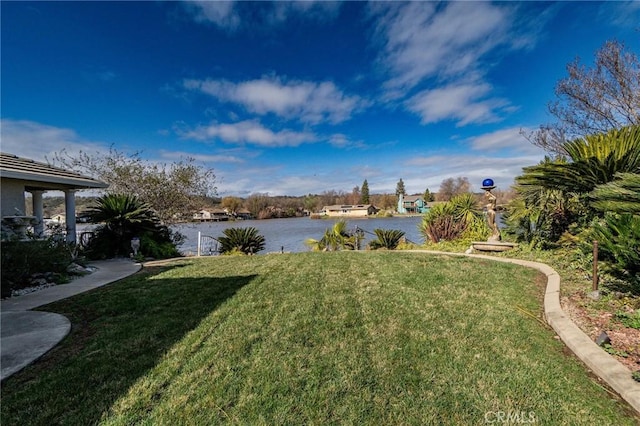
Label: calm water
xmin=173 ymin=216 xmax=425 ymax=255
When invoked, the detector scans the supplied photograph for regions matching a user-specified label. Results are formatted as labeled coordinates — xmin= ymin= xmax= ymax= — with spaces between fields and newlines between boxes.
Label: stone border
xmin=407 ymin=250 xmax=640 ymax=415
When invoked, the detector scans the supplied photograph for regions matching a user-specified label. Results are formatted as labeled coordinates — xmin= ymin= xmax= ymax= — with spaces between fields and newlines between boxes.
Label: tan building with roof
xmin=0 ymin=153 xmax=108 ymax=243
xmin=321 ymin=204 xmax=379 ymax=217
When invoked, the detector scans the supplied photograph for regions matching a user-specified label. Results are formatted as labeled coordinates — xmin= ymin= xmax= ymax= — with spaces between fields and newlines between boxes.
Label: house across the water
xmin=193 ymin=209 xmax=229 ymax=222
xmin=397 ymin=194 xmax=429 ymax=214
xmin=321 ymin=204 xmax=379 ymax=217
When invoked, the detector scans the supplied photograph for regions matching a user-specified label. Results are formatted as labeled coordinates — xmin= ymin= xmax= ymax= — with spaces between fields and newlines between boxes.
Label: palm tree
xmin=218 ymin=227 xmax=265 ymax=255
xmin=509 ymin=125 xmax=639 ymax=244
xmin=587 ymin=172 xmax=640 ymax=283
xmin=518 ymin=125 xmax=640 ymax=197
xmin=502 ymin=185 xmax=580 ymax=245
xmin=305 ymin=220 xmax=357 ymax=251
xmin=588 ymin=213 xmax=640 ymax=282
xmin=368 ymin=229 xmax=405 ymax=250
xmin=85 ymin=193 xmax=172 ymax=258
xmin=87 ymin=193 xmax=159 ymax=237
xmin=450 ymin=193 xmax=482 ymax=223
xmin=590 ymin=173 xmax=640 ymax=215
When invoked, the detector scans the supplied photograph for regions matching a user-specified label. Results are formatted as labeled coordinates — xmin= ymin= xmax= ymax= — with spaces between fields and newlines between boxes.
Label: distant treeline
xmin=28 ymin=188 xmax=515 ymax=221
xmin=29 ymin=191 xmax=400 ymax=221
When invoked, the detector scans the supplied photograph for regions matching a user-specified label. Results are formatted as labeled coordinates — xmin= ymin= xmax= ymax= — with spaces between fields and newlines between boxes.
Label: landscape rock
xmin=67 ymin=263 xmax=91 ymax=275
xmin=595 ymin=331 xmax=611 ymax=347
xmin=30 ymin=278 xmax=48 ymax=286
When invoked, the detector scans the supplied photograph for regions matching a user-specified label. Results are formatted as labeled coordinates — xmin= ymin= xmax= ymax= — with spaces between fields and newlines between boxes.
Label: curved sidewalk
xmin=411 ymin=250 xmax=640 ymax=415
xmin=1 ymin=259 xmax=141 ymax=381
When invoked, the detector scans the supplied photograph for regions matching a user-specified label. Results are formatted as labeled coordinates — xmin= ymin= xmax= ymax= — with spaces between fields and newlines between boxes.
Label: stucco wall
xmin=1 ymin=179 xmax=27 ymax=217
xmin=324 ymin=209 xmax=371 ymax=217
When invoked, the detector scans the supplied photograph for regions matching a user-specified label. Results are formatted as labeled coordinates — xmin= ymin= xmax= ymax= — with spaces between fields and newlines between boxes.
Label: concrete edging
xmin=407 ymin=250 xmax=640 ymax=415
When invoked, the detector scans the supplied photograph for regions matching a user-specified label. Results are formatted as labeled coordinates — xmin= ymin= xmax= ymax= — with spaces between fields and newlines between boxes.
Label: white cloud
xmin=183 ymin=1 xmax=341 ymax=30
xmin=255 ymin=175 xmax=325 ymax=196
xmin=184 ymin=77 xmax=365 ymax=125
xmin=328 ymin=133 xmax=349 ymax=148
xmin=0 ymin=119 xmax=252 ymax=185
xmin=328 ymin=133 xmax=366 ymax=149
xmin=158 ymin=150 xmax=244 ymax=164
xmin=465 ymin=127 xmax=546 ymax=155
xmin=213 ymin=149 xmax=546 ymax=196
xmin=0 ymin=119 xmax=108 ymax=162
xmin=402 ymin=153 xmax=544 ymax=192
xmin=406 ymin=81 xmax=511 ymax=126
xmin=268 ymin=1 xmax=341 ymax=25
xmin=183 ymin=1 xmax=240 ymax=30
xmin=371 ymin=2 xmax=514 ymax=92
xmin=178 ymin=120 xmax=318 ymax=147
xmin=370 ymin=128 xmax=549 ymax=194
xmin=369 ymin=2 xmax=549 ymax=126
xmin=601 ymin=1 xmax=640 ymax=29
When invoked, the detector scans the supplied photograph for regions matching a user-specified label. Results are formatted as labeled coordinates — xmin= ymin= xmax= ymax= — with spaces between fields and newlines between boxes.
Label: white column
xmin=64 ymin=189 xmax=77 ymax=244
xmin=31 ymin=190 xmax=45 ymax=238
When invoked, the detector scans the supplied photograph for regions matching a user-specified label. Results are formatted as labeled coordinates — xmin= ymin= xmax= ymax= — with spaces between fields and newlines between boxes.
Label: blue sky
xmin=2 ymin=1 xmax=639 ymax=197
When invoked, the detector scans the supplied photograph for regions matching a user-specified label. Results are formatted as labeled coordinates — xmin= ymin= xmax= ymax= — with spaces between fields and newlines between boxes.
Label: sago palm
xmin=85 ymin=193 xmax=162 ymax=257
xmin=518 ymin=125 xmax=640 ymax=195
xmin=87 ymin=194 xmax=159 ymax=236
xmin=368 ymin=229 xmax=405 ymax=250
xmin=502 ymin=185 xmax=580 ymax=245
xmin=590 ymin=172 xmax=640 ymax=215
xmin=218 ymin=227 xmax=265 ymax=255
xmin=587 ymin=213 xmax=640 ymax=282
xmin=305 ymin=220 xmax=357 ymax=251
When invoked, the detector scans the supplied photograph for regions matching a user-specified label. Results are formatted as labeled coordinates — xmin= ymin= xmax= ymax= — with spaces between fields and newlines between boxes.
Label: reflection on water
xmin=173 ymin=216 xmax=425 ymax=255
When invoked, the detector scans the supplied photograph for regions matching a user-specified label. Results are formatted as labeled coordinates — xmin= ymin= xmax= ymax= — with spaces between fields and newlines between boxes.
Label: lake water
xmin=173 ymin=216 xmax=426 ymax=255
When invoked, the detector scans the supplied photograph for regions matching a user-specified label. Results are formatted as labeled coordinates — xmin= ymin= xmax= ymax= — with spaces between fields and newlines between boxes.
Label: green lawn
xmin=1 ymin=252 xmax=637 ymax=425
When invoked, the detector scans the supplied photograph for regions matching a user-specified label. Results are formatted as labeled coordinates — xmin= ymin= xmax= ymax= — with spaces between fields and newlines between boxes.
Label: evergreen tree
xmin=361 ymin=179 xmax=370 ymax=204
xmin=395 ymin=178 xmax=406 ymax=197
xmin=423 ymin=188 xmax=434 ymax=202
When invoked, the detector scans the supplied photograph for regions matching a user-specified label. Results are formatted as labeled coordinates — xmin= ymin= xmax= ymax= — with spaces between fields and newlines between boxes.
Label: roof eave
xmin=1 ymin=170 xmax=109 ymax=189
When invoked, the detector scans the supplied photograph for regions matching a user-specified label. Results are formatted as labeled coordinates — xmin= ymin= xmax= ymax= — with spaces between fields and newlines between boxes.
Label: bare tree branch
xmin=526 ymin=40 xmax=640 ymax=155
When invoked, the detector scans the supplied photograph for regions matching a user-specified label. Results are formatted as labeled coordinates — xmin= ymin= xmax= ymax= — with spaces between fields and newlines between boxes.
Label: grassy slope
xmin=1 ymin=252 xmax=636 ymax=425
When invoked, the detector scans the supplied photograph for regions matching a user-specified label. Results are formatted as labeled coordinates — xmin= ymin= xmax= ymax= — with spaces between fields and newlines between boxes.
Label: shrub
xmin=218 ymin=227 xmax=265 ymax=255
xmin=460 ymin=216 xmax=491 ymax=243
xmin=140 ymin=230 xmax=182 ymax=259
xmin=305 ymin=220 xmax=358 ymax=251
xmin=419 ymin=194 xmax=485 ymax=243
xmin=368 ymin=229 xmax=405 ymax=250
xmin=502 ymin=187 xmax=580 ymax=248
xmin=584 ymin=213 xmax=640 ymax=285
xmin=615 ymin=311 xmax=640 ymax=329
xmin=1 ymin=239 xmax=74 ymax=297
xmin=84 ymin=194 xmax=182 ymax=259
xmin=420 ymin=213 xmax=466 ymax=243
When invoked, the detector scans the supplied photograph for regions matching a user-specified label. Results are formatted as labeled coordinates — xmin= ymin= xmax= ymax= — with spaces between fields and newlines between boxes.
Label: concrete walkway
xmin=1 ymin=259 xmax=141 ymax=381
